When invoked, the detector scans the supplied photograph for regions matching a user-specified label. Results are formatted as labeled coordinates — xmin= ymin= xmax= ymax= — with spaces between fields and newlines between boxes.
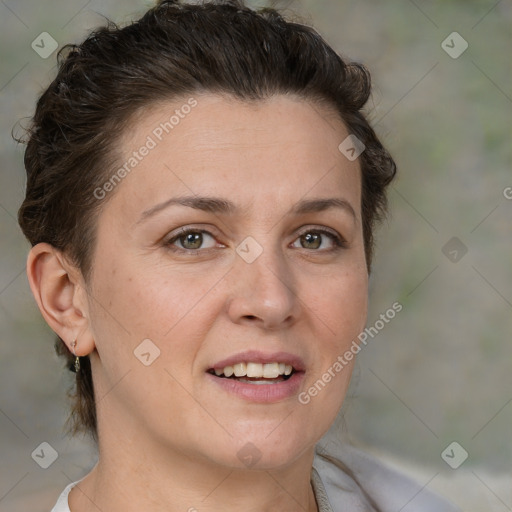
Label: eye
xmin=291 ymin=229 xmax=345 ymax=251
xmin=167 ymin=229 xmax=219 ymax=251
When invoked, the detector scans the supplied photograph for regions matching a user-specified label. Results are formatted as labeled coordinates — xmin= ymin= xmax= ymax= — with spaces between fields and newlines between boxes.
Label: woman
xmin=18 ymin=1 xmax=459 ymax=510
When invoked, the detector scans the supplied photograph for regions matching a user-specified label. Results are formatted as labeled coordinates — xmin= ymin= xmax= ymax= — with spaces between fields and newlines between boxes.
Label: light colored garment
xmin=311 ymin=443 xmax=460 ymax=511
xmin=50 ymin=479 xmax=77 ymax=512
xmin=50 ymin=444 xmax=459 ymax=511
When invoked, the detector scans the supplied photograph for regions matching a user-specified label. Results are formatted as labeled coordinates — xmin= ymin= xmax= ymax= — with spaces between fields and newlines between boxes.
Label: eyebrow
xmin=291 ymin=198 xmax=356 ymax=219
xmin=137 ymin=195 xmax=356 ymax=223
xmin=138 ymin=196 xmax=236 ymax=223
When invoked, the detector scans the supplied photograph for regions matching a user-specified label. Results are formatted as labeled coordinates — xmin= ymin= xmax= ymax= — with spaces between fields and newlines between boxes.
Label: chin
xmin=204 ymin=430 xmax=316 ymax=471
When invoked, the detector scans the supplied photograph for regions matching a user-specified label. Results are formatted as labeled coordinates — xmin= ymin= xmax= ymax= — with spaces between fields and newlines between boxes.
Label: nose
xmin=226 ymin=247 xmax=300 ymax=330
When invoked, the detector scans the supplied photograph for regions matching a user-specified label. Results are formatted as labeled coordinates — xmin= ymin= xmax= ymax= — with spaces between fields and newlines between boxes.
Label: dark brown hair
xmin=18 ymin=0 xmax=396 ymax=441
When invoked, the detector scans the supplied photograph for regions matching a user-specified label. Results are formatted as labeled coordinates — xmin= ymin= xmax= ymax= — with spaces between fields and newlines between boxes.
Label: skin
xmin=27 ymin=94 xmax=368 ymax=512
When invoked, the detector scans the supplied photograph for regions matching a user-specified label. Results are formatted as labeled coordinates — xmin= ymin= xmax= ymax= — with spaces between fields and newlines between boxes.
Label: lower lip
xmin=206 ymin=372 xmax=305 ymax=403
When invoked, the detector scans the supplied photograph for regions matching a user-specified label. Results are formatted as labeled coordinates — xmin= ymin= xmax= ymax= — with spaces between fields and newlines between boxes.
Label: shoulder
xmin=312 ymin=442 xmax=461 ymax=512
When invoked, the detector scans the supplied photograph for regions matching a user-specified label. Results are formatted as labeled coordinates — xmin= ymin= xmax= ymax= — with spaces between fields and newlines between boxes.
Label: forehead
xmin=101 ymin=94 xmax=362 ymax=222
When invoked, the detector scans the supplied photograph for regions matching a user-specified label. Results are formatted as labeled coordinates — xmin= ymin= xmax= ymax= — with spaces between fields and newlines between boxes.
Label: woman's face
xmin=85 ymin=94 xmax=368 ymax=469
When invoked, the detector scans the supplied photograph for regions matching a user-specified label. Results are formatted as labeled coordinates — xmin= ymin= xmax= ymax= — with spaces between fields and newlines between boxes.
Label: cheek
xmin=300 ymin=270 xmax=367 ymax=424
xmin=309 ymin=266 xmax=368 ymax=342
xmin=88 ymin=257 xmax=225 ymax=361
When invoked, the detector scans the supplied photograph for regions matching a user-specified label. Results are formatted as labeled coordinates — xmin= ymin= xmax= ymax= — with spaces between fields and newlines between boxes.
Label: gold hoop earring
xmin=71 ymin=339 xmax=81 ymax=373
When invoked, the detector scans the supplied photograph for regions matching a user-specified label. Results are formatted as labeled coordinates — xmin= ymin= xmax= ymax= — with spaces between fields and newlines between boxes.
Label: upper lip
xmin=209 ymin=350 xmax=306 ymax=372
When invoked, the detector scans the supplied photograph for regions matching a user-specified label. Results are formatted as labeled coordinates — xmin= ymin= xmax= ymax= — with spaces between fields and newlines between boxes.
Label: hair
xmin=17 ymin=0 xmax=396 ymax=442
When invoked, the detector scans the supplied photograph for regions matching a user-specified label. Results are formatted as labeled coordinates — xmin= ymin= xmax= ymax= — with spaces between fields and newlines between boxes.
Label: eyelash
xmin=294 ymin=227 xmax=348 ymax=251
xmin=165 ymin=226 xmax=347 ymax=254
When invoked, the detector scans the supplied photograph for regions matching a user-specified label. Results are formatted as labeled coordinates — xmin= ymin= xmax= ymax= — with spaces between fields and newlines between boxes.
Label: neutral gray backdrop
xmin=0 ymin=1 xmax=510 ymax=510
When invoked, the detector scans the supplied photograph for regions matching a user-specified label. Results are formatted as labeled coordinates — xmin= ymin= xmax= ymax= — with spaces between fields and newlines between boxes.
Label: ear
xmin=26 ymin=243 xmax=95 ymax=357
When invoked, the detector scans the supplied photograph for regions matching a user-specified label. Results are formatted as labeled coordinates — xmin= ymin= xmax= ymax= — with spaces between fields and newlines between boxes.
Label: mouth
xmin=207 ymin=361 xmax=296 ymax=384
xmin=206 ymin=351 xmax=306 ymax=402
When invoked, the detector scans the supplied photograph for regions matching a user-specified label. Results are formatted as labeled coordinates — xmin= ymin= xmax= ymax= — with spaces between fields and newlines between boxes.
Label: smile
xmin=206 ymin=352 xmax=306 ymax=402
xmin=208 ymin=361 xmax=295 ymax=382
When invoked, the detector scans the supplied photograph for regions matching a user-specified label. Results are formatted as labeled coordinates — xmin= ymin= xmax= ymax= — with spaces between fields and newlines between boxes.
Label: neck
xmin=69 ymin=423 xmax=319 ymax=512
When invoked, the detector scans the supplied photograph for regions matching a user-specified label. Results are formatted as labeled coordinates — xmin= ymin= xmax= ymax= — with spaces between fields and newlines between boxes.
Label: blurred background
xmin=0 ymin=0 xmax=510 ymax=510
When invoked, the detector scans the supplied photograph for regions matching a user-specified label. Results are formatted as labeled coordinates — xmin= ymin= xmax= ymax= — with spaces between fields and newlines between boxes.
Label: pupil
xmin=302 ymin=232 xmax=321 ymax=249
xmin=182 ymin=232 xmax=202 ymax=249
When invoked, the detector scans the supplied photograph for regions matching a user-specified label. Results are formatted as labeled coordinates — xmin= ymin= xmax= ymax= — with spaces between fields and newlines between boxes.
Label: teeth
xmin=213 ymin=362 xmax=295 ymax=378
xmin=263 ymin=363 xmax=280 ymax=378
xmin=233 ymin=363 xmax=246 ymax=377
xmin=246 ymin=362 xmax=263 ymax=377
xmin=237 ymin=378 xmax=280 ymax=385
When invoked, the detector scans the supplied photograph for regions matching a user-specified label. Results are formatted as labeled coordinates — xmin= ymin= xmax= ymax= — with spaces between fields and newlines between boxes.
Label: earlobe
xmin=26 ymin=243 xmax=95 ymax=356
